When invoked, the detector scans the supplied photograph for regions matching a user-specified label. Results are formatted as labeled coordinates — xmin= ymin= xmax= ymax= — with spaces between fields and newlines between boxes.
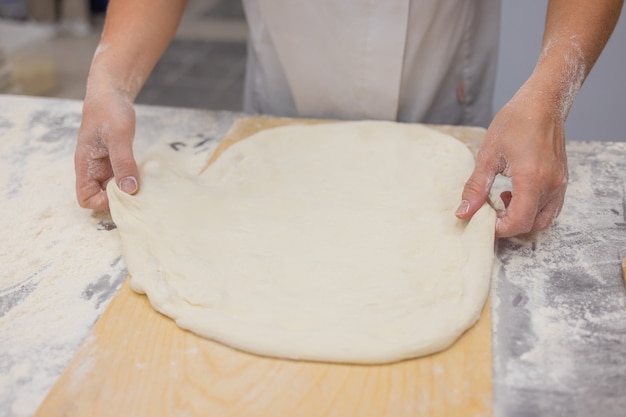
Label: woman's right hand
xmin=74 ymin=87 xmax=139 ymax=210
xmin=72 ymin=0 xmax=193 ymax=209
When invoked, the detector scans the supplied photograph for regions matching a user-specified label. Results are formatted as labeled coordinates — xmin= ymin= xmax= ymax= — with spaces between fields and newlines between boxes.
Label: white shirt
xmin=241 ymin=0 xmax=500 ymax=127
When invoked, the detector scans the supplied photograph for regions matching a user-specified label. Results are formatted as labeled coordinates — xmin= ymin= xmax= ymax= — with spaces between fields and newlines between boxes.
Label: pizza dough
xmin=107 ymin=120 xmax=496 ymax=364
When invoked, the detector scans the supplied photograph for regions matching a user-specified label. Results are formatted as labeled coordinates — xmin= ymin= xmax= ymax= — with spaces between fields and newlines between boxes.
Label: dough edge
xmin=107 ymin=120 xmax=496 ymax=364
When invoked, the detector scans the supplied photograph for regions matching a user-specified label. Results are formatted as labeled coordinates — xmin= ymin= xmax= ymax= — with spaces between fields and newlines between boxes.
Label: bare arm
xmin=457 ymin=0 xmax=623 ymax=237
xmin=75 ymin=0 xmax=188 ymax=209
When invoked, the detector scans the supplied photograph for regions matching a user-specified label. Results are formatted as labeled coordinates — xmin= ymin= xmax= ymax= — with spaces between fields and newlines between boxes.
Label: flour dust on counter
xmin=0 ymin=98 xmax=124 ymax=417
xmin=0 ymin=95 xmax=239 ymax=417
xmin=492 ymin=140 xmax=626 ymax=416
xmin=107 ymin=120 xmax=497 ymax=364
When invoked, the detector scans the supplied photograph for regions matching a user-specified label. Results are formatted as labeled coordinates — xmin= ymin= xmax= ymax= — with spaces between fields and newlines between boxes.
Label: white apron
xmin=241 ymin=0 xmax=500 ymax=127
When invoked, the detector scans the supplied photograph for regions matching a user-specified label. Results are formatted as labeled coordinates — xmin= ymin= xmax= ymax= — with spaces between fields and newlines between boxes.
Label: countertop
xmin=1 ymin=95 xmax=625 ymax=417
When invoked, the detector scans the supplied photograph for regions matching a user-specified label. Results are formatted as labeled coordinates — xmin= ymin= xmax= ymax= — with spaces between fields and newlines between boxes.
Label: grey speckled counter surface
xmin=1 ymin=95 xmax=625 ymax=417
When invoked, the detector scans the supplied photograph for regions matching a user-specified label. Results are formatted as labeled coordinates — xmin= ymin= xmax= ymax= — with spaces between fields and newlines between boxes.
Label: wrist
xmin=524 ymin=40 xmax=587 ymax=121
xmin=85 ymin=46 xmax=146 ymax=103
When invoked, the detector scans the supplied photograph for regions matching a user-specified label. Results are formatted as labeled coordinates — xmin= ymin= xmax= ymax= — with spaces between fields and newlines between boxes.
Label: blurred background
xmin=0 ymin=0 xmax=624 ymax=141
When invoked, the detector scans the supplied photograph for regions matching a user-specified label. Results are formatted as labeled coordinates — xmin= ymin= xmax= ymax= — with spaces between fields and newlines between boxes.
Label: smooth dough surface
xmin=107 ymin=121 xmax=496 ymax=364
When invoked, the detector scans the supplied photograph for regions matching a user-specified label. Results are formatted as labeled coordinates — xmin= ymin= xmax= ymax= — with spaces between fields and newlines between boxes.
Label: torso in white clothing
xmin=241 ymin=0 xmax=500 ymax=127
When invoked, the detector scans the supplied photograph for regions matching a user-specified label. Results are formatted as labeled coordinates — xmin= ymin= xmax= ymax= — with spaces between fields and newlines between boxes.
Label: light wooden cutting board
xmin=35 ymin=117 xmax=492 ymax=417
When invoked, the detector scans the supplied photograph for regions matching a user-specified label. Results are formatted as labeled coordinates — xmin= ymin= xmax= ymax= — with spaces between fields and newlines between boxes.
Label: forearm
xmin=526 ymin=0 xmax=623 ymax=119
xmin=86 ymin=0 xmax=188 ymax=101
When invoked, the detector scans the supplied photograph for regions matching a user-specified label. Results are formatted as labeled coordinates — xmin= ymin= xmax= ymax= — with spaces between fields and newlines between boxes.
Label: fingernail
xmin=120 ymin=176 xmax=138 ymax=194
xmin=456 ymin=200 xmax=470 ymax=216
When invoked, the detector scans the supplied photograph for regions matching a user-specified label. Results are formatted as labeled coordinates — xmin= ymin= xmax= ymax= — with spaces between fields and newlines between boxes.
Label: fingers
xmin=74 ymin=128 xmax=138 ymax=210
xmin=458 ymin=152 xmax=565 ymax=238
xmin=494 ymin=180 xmax=540 ymax=237
xmin=456 ymin=150 xmax=498 ymax=220
xmin=74 ymin=140 xmax=112 ymax=210
xmin=532 ymin=196 xmax=563 ymax=231
xmin=494 ymin=178 xmax=566 ymax=238
xmin=495 ymin=198 xmax=562 ymax=237
xmin=108 ymin=136 xmax=140 ymax=195
xmin=78 ymin=187 xmax=110 ymax=210
xmin=74 ymin=94 xmax=138 ymax=209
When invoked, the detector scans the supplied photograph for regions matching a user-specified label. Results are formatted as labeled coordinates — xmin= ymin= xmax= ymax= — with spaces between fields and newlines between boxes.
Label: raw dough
xmin=107 ymin=121 xmax=496 ymax=364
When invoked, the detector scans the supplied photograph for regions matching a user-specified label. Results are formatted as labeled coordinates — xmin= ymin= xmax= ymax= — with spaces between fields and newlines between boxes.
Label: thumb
xmin=455 ymin=160 xmax=496 ymax=220
xmin=109 ymin=139 xmax=140 ymax=195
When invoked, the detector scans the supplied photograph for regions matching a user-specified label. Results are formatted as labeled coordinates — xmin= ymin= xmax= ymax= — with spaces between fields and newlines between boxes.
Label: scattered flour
xmin=492 ymin=141 xmax=626 ymax=414
xmin=0 ymin=96 xmax=233 ymax=417
xmin=0 ymin=99 xmax=126 ymax=417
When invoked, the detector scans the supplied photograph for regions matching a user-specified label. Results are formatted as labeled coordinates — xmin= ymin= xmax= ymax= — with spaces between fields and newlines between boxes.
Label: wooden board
xmin=35 ymin=117 xmax=493 ymax=417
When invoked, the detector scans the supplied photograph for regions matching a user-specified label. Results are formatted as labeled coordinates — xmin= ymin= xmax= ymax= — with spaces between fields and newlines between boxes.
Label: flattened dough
xmin=107 ymin=121 xmax=496 ymax=364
